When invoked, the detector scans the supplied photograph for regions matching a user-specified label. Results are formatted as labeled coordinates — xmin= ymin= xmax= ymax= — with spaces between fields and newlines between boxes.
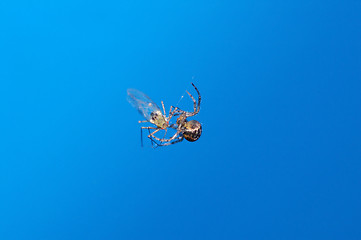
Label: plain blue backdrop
xmin=1 ymin=0 xmax=360 ymax=239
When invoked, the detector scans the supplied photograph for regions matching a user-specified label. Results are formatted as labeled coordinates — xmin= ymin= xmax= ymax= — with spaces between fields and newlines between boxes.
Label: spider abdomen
xmin=183 ymin=120 xmax=202 ymax=142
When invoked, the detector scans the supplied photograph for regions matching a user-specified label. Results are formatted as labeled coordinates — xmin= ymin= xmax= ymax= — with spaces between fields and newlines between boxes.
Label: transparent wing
xmin=127 ymin=88 xmax=162 ymax=122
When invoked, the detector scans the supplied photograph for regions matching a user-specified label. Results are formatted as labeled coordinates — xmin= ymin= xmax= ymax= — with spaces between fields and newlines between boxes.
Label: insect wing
xmin=127 ymin=88 xmax=162 ymax=121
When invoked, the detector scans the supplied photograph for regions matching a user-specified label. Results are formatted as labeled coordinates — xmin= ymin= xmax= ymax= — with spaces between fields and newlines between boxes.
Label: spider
xmin=148 ymin=83 xmax=202 ymax=147
xmin=127 ymin=83 xmax=202 ymax=147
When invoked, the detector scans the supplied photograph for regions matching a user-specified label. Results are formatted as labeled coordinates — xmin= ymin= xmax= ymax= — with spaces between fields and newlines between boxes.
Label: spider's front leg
xmin=191 ymin=82 xmax=201 ymax=113
xmin=169 ymin=106 xmax=186 ymax=116
xmin=186 ymin=90 xmax=197 ymax=114
xmin=168 ymin=83 xmax=201 ymax=117
xmin=184 ymin=83 xmax=201 ymax=117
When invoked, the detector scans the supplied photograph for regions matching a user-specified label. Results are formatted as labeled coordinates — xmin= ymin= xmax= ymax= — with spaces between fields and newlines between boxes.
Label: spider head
xmin=183 ymin=120 xmax=202 ymax=142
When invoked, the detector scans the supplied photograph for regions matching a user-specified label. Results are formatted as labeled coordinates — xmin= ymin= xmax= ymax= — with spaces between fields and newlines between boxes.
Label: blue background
xmin=1 ymin=0 xmax=360 ymax=239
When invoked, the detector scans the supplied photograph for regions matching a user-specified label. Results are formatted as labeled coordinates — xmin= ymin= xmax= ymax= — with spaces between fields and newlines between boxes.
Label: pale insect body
xmin=127 ymin=89 xmax=168 ymax=128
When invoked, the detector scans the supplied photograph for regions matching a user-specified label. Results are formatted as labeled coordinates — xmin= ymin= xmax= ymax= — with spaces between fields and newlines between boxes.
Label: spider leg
xmin=184 ymin=83 xmax=201 ymax=117
xmin=148 ymin=136 xmax=161 ymax=148
xmin=140 ymin=126 xmax=158 ymax=147
xmin=155 ymin=136 xmax=184 ymax=146
xmin=152 ymin=130 xmax=181 ymax=143
xmin=167 ymin=105 xmax=173 ymax=120
xmin=147 ymin=128 xmax=153 ymax=148
xmin=169 ymin=106 xmax=185 ymax=116
xmin=162 ymin=128 xmax=168 ymax=140
xmin=166 ymin=105 xmax=179 ymax=124
xmin=168 ymin=83 xmax=201 ymax=118
xmin=186 ymin=90 xmax=197 ymax=113
xmin=161 ymin=101 xmax=166 ymax=116
xmin=147 ymin=128 xmax=162 ymax=138
xmin=191 ymin=82 xmax=201 ymax=113
xmin=147 ymin=128 xmax=163 ymax=148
